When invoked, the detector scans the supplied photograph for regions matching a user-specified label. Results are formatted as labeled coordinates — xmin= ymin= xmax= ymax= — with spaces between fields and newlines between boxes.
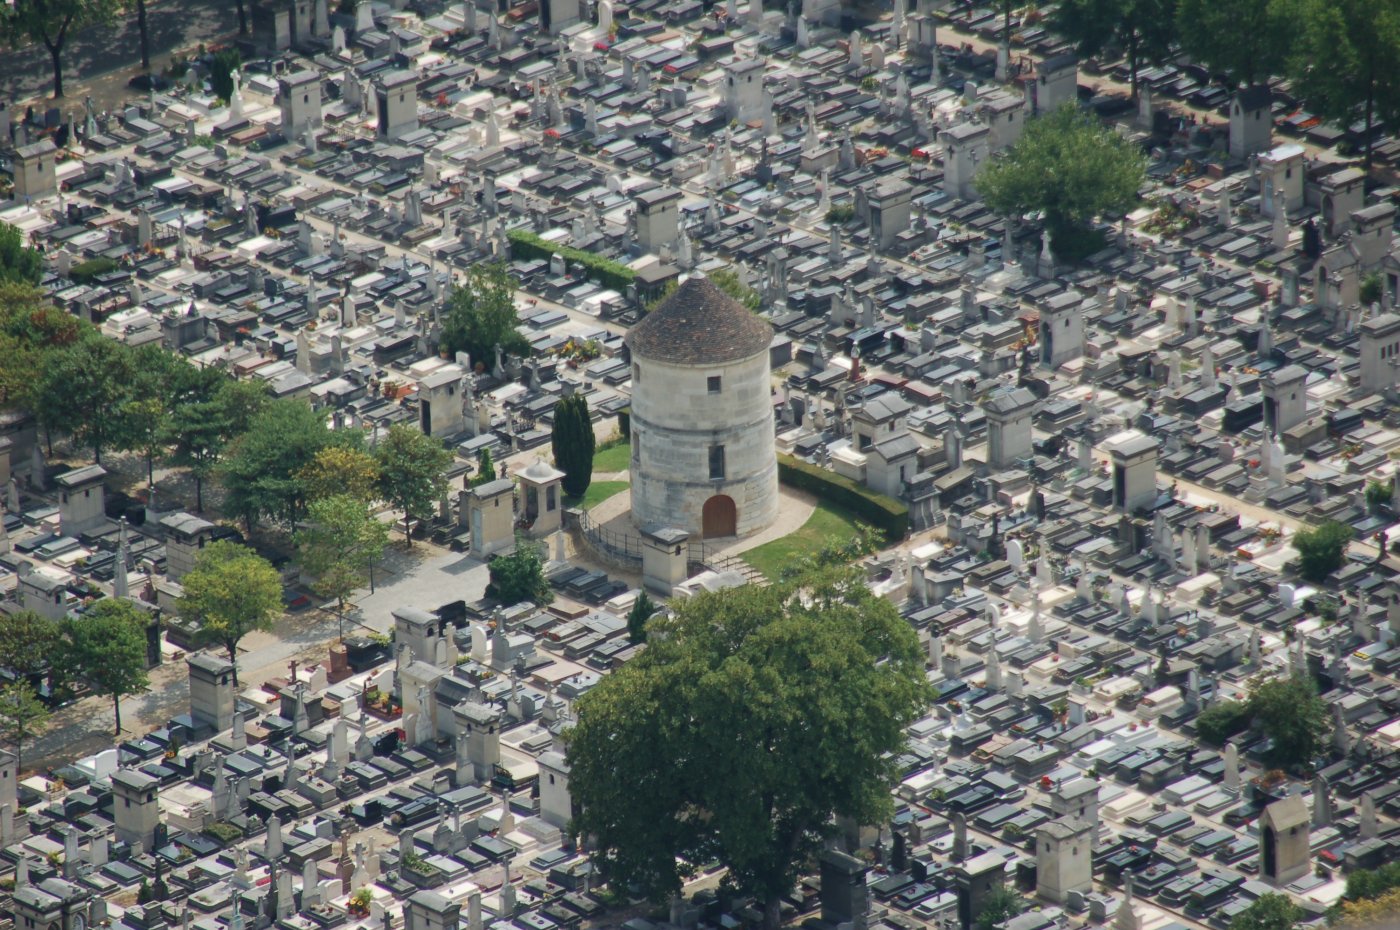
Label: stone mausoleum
xmin=625 ymin=274 xmax=778 ymax=539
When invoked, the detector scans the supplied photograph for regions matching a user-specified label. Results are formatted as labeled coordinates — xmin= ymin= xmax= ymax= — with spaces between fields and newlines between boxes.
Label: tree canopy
xmin=374 ymin=423 xmax=452 ymax=545
xmin=68 ymin=599 xmax=150 ymax=734
xmin=565 ymin=569 xmax=933 ymax=927
xmin=0 ymin=680 xmax=50 ymax=773
xmin=220 ymin=398 xmax=332 ymax=529
xmin=975 ymin=886 xmax=1026 ymax=930
xmin=1249 ymin=673 xmax=1328 ymax=769
xmin=300 ymin=445 xmax=380 ymax=504
xmin=441 ymin=262 xmax=530 ymax=367
xmin=551 ymin=393 xmax=595 ymax=499
xmin=1049 ymin=0 xmax=1178 ymax=99
xmin=486 ymin=541 xmax=553 ymax=606
xmin=977 ymin=105 xmax=1145 ymax=259
xmin=179 ymin=541 xmax=284 ymax=686
xmin=2 ymin=0 xmax=121 ymax=98
xmin=1292 ymin=520 xmax=1353 ymax=582
xmin=33 ymin=335 xmax=137 ymax=463
xmin=0 ymin=608 xmax=70 ymax=689
xmin=295 ymin=494 xmax=389 ymax=622
xmin=1228 ymin=892 xmax=1303 ymax=930
xmin=1176 ymin=0 xmax=1291 ymax=89
xmin=0 ymin=223 xmax=42 ymax=287
xmin=626 ymin=590 xmax=656 ymax=644
xmin=1287 ymin=0 xmax=1400 ymax=168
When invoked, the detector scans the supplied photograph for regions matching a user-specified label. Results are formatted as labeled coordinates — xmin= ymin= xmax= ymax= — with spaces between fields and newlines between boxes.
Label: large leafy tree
xmin=178 ymin=541 xmax=283 ymax=687
xmin=33 ymin=335 xmax=136 ymax=462
xmin=299 ymin=445 xmax=380 ymax=504
xmin=373 ymin=423 xmax=451 ymax=546
xmin=0 ymin=680 xmax=50 ymax=772
xmin=220 ymin=398 xmax=332 ymax=530
xmin=68 ymin=598 xmax=150 ymax=734
xmin=441 ymin=262 xmax=530 ymax=367
xmin=975 ymin=886 xmax=1026 ymax=930
xmin=978 ymin=104 xmax=1146 ymax=260
xmin=295 ymin=494 xmax=389 ymax=637
xmin=1287 ymin=0 xmax=1400 ymax=169
xmin=0 ymin=285 xmax=86 ymax=410
xmin=0 ymin=608 xmax=70 ymax=693
xmin=166 ymin=373 xmax=269 ymax=512
xmin=0 ymin=223 xmax=42 ymax=287
xmin=116 ymin=345 xmax=183 ymax=489
xmin=1176 ymin=0 xmax=1291 ymax=89
xmin=565 ymin=569 xmax=933 ymax=928
xmin=1249 ymin=673 xmax=1328 ymax=769
xmin=1050 ymin=0 xmax=1178 ymax=100
xmin=1229 ymin=893 xmax=1303 ymax=930
xmin=1292 ymin=520 xmax=1352 ymax=582
xmin=2 ymin=0 xmax=121 ymax=98
xmin=551 ymin=393 xmax=595 ymax=499
xmin=486 ymin=540 xmax=553 ymax=606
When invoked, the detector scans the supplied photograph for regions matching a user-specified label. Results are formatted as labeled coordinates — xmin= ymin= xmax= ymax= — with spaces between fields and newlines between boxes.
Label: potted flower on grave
xmin=348 ymin=887 xmax=372 ymax=917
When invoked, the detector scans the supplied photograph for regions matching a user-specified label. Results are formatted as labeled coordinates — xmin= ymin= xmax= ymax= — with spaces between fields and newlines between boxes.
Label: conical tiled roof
xmin=625 ymin=274 xmax=772 ymax=365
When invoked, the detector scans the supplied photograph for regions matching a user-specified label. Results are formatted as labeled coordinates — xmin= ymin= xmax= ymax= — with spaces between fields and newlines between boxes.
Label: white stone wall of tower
xmin=628 ymin=349 xmax=779 ymax=538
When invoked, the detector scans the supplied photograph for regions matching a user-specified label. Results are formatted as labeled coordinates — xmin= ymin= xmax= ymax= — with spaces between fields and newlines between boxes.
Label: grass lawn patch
xmin=742 ymin=500 xmax=866 ymax=580
xmin=566 ymin=480 xmax=629 ymax=511
xmin=593 ymin=441 xmax=631 ymax=473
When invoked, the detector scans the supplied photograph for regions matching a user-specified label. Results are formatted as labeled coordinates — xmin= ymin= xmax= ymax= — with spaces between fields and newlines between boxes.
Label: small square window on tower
xmin=707 ymin=375 xmax=722 ymax=394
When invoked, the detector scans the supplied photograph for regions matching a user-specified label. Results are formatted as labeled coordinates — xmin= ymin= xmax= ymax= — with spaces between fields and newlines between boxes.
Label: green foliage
xmin=1341 ymin=862 xmax=1400 ymax=906
xmin=209 ymin=48 xmax=241 ymax=102
xmin=1361 ymin=273 xmax=1383 ymax=307
xmin=1293 ymin=520 xmax=1353 ymax=582
xmin=1176 ymin=0 xmax=1290 ymax=88
xmin=0 ymin=285 xmax=87 ymax=410
xmin=68 ymin=257 xmax=118 ymax=283
xmin=0 ymin=608 xmax=70 ymax=690
xmin=295 ymin=494 xmax=390 ymax=615
xmin=826 ymin=203 xmax=857 ymax=224
xmin=1229 ymin=893 xmax=1303 ymax=930
xmin=564 ymin=569 xmax=933 ymax=924
xmin=974 ymin=885 xmax=1026 ymax=930
xmin=1365 ymin=480 xmax=1391 ymax=513
xmin=777 ymin=453 xmax=908 ymax=539
xmin=0 ymin=680 xmax=50 ymax=772
xmin=1 ymin=0 xmax=121 ymax=97
xmin=299 ymin=444 xmax=379 ymax=504
xmin=441 ymin=261 xmax=530 ymax=366
xmin=220 ymin=398 xmax=331 ymax=529
xmin=68 ymin=599 xmax=150 ymax=734
xmin=33 ymin=334 xmax=136 ymax=462
xmin=137 ymin=879 xmax=154 ymax=904
xmin=773 ymin=521 xmax=882 ymax=583
xmin=1248 ymin=673 xmax=1329 ymax=769
xmin=1287 ymin=0 xmax=1400 ymax=167
xmin=373 ymin=423 xmax=452 ymax=545
xmin=203 ymin=821 xmax=244 ymax=844
xmin=551 ymin=393 xmax=596 ymax=499
xmin=506 ymin=229 xmax=637 ymax=290
xmin=1050 ymin=0 xmax=1178 ymax=97
xmin=978 ymin=105 xmax=1145 ymax=254
xmin=627 ymin=590 xmax=656 ymax=644
xmin=0 ymin=223 xmax=41 ymax=287
xmin=1196 ymin=699 xmax=1253 ymax=745
xmin=473 ymin=448 xmax=497 ymax=486
xmin=178 ymin=541 xmax=283 ymax=685
xmin=709 ymin=267 xmax=762 ymax=312
xmin=165 ymin=371 xmax=268 ymax=512
xmin=486 ymin=540 xmax=554 ymax=606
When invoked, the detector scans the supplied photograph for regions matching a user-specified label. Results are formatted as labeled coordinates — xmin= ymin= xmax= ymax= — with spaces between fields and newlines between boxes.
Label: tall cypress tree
xmin=552 ymin=394 xmax=596 ymax=499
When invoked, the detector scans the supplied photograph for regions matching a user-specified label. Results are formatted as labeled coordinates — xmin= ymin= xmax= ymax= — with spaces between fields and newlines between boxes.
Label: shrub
xmin=203 ymin=821 xmax=244 ymax=844
xmin=69 ymin=257 xmax=118 ymax=283
xmin=776 ymin=453 xmax=909 ymax=539
xmin=506 ymin=229 xmax=635 ymax=291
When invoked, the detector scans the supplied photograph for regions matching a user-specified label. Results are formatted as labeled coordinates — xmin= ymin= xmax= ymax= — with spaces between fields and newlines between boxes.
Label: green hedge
xmin=777 ymin=453 xmax=909 ymax=540
xmin=507 ymin=228 xmax=636 ymax=291
xmin=69 ymin=257 xmax=118 ymax=283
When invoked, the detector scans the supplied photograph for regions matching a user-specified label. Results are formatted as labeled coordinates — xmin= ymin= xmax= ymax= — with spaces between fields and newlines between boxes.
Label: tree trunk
xmin=48 ymin=44 xmax=64 ymax=99
xmin=146 ymin=455 xmax=155 ymax=489
xmin=137 ymin=0 xmax=151 ymax=70
xmin=194 ymin=476 xmax=205 ymax=512
xmin=112 ymin=693 xmax=123 ymax=734
xmin=763 ymin=896 xmax=781 ymax=930
xmin=227 ymin=644 xmax=241 ymax=687
xmin=1127 ymin=31 xmax=1139 ymax=101
xmin=403 ymin=513 xmax=414 ymax=548
xmin=236 ymin=0 xmax=249 ymax=35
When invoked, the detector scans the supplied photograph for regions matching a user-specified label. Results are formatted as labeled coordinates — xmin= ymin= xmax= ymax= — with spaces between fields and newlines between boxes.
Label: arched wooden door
xmin=702 ymin=495 xmax=737 ymax=538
